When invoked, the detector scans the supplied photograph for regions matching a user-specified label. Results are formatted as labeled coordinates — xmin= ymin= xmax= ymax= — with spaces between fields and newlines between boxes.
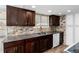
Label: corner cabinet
xmin=49 ymin=15 xmax=60 ymax=26
xmin=7 ymin=5 xmax=35 ymax=26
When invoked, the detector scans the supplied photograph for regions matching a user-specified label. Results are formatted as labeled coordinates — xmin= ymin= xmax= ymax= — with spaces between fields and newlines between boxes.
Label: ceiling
xmin=11 ymin=5 xmax=79 ymax=15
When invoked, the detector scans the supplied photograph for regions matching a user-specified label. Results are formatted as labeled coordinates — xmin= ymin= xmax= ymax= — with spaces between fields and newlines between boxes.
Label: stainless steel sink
xmin=37 ymin=32 xmax=47 ymax=35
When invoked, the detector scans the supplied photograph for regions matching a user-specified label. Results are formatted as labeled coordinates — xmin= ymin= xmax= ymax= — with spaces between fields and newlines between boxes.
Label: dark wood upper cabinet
xmin=17 ymin=8 xmax=27 ymax=26
xmin=26 ymin=11 xmax=35 ymax=26
xmin=7 ymin=5 xmax=35 ymax=26
xmin=7 ymin=6 xmax=18 ymax=26
xmin=49 ymin=15 xmax=60 ymax=26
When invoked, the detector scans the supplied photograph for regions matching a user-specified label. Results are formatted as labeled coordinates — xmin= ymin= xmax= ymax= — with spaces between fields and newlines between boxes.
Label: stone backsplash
xmin=7 ymin=26 xmax=51 ymax=36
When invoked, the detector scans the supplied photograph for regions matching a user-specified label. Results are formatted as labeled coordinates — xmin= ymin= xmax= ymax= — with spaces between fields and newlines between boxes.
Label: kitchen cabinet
xmin=24 ymin=38 xmax=40 ymax=53
xmin=24 ymin=35 xmax=53 ymax=53
xmin=4 ymin=40 xmax=24 ymax=53
xmin=7 ymin=5 xmax=35 ymax=26
xmin=4 ymin=33 xmax=64 ymax=53
xmin=4 ymin=45 xmax=24 ymax=53
xmin=49 ymin=15 xmax=60 ymax=26
xmin=4 ymin=34 xmax=53 ymax=53
xmin=47 ymin=35 xmax=53 ymax=49
xmin=17 ymin=8 xmax=27 ymax=26
xmin=39 ymin=35 xmax=52 ymax=52
xmin=39 ymin=36 xmax=47 ymax=52
xmin=7 ymin=6 xmax=18 ymax=26
xmin=27 ymin=11 xmax=35 ymax=26
xmin=24 ymin=39 xmax=35 ymax=53
xmin=60 ymin=32 xmax=64 ymax=45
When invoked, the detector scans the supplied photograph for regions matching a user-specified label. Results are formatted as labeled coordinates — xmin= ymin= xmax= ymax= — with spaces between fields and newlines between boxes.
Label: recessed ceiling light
xmin=67 ymin=10 xmax=71 ymax=12
xmin=32 ymin=5 xmax=36 ymax=8
xmin=59 ymin=13 xmax=62 ymax=15
xmin=48 ymin=10 xmax=52 ymax=13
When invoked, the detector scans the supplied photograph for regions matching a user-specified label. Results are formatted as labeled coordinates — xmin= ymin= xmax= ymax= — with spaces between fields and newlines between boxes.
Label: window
xmin=35 ymin=14 xmax=49 ymax=28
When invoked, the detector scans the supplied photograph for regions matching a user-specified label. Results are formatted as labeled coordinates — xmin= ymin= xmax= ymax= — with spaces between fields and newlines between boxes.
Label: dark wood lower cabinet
xmin=4 ymin=34 xmax=63 ymax=53
xmin=4 ymin=40 xmax=24 ymax=53
xmin=60 ymin=32 xmax=64 ymax=45
xmin=39 ymin=35 xmax=53 ymax=52
xmin=47 ymin=35 xmax=53 ymax=49
xmin=4 ymin=45 xmax=24 ymax=53
xmin=24 ymin=38 xmax=40 ymax=53
xmin=4 ymin=46 xmax=18 ymax=53
xmin=24 ymin=40 xmax=34 ymax=53
xmin=39 ymin=37 xmax=47 ymax=52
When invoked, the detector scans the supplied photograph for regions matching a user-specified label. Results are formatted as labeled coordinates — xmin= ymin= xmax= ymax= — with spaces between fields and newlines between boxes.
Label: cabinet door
xmin=49 ymin=15 xmax=60 ymax=26
xmin=24 ymin=38 xmax=40 ymax=53
xmin=32 ymin=12 xmax=35 ymax=26
xmin=52 ymin=16 xmax=56 ymax=25
xmin=17 ymin=44 xmax=24 ymax=53
xmin=4 ymin=46 xmax=18 ymax=53
xmin=4 ymin=45 xmax=24 ymax=53
xmin=55 ymin=16 xmax=60 ymax=26
xmin=52 ymin=16 xmax=60 ymax=26
xmin=47 ymin=35 xmax=53 ymax=49
xmin=27 ymin=11 xmax=35 ymax=26
xmin=60 ymin=33 xmax=64 ymax=45
xmin=17 ymin=9 xmax=28 ymax=26
xmin=4 ymin=40 xmax=24 ymax=53
xmin=49 ymin=16 xmax=53 ymax=26
xmin=7 ymin=6 xmax=18 ymax=26
xmin=25 ymin=39 xmax=35 ymax=53
xmin=39 ymin=36 xmax=47 ymax=52
xmin=33 ymin=39 xmax=40 ymax=53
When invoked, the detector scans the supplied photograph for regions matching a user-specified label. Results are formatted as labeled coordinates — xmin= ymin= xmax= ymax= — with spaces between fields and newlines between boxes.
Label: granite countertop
xmin=3 ymin=32 xmax=62 ymax=43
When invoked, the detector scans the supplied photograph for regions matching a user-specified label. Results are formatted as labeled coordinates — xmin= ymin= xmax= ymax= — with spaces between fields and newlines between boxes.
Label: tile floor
xmin=44 ymin=45 xmax=68 ymax=53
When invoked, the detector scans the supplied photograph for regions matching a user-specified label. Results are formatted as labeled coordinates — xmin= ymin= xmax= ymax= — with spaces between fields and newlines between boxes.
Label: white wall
xmin=74 ymin=14 xmax=79 ymax=43
xmin=0 ymin=5 xmax=6 ymax=53
xmin=66 ymin=14 xmax=74 ymax=45
xmin=66 ymin=13 xmax=79 ymax=45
